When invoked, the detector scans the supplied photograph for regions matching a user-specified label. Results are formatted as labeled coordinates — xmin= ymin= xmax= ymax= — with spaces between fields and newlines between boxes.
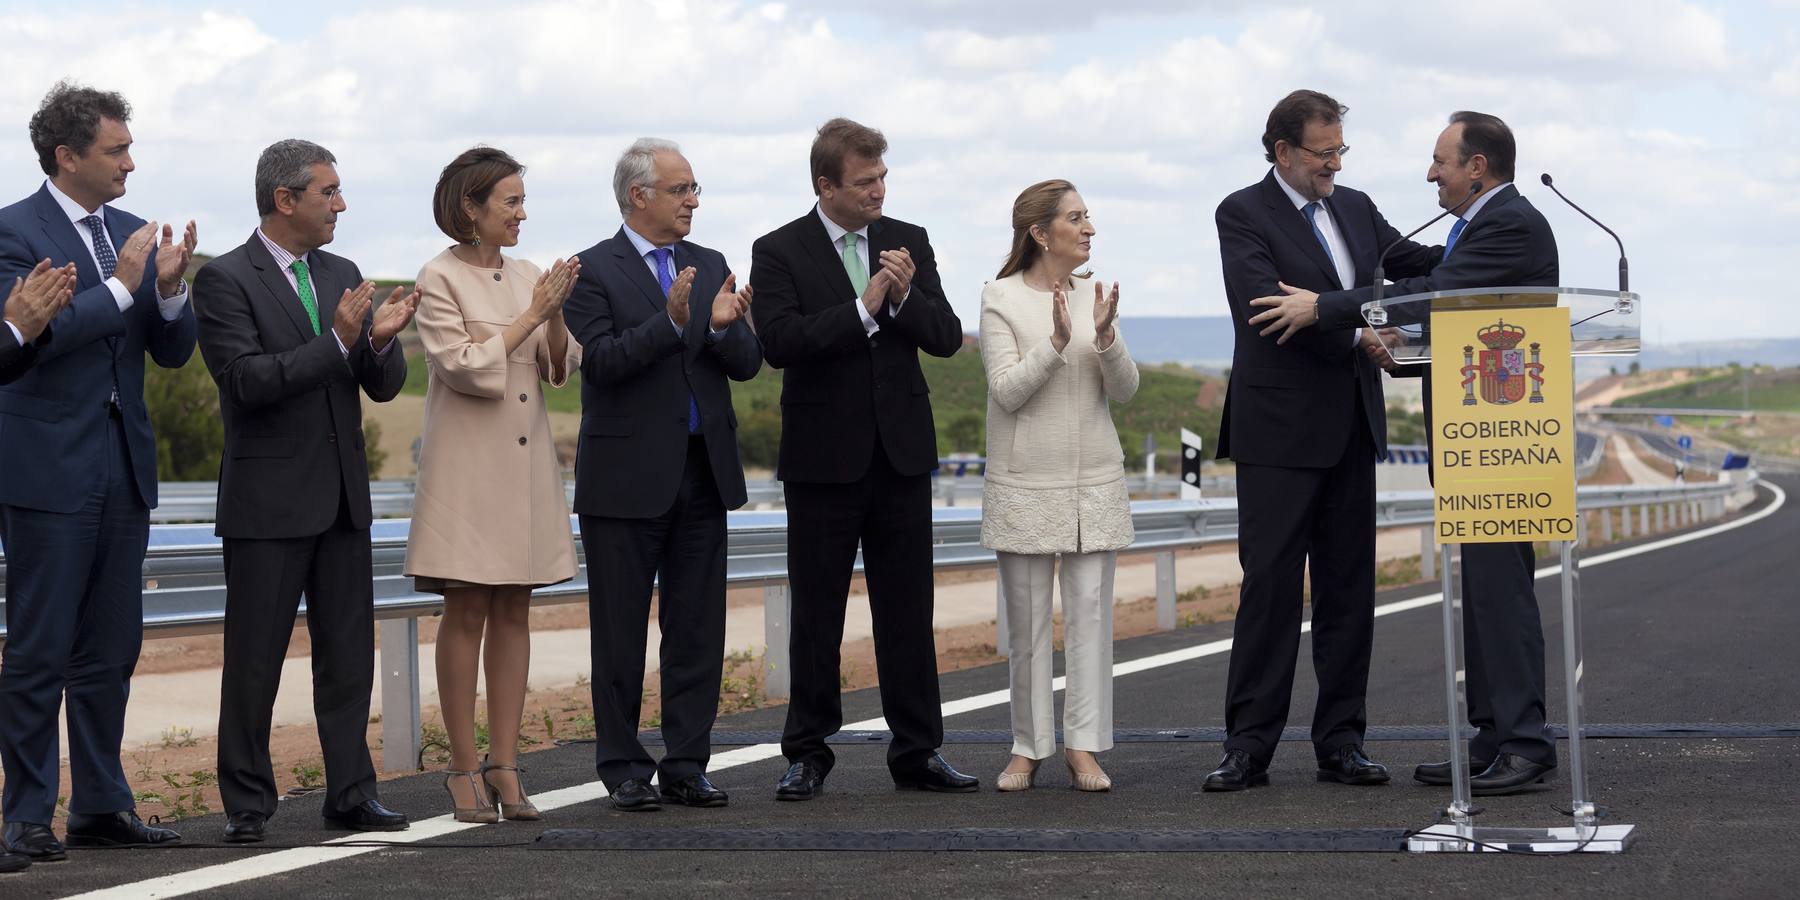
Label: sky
xmin=2 ymin=0 xmax=1795 ymax=344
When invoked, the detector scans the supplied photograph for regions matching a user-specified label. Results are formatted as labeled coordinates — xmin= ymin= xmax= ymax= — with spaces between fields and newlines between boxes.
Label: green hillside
xmin=1615 ymin=366 xmax=1800 ymax=412
xmin=402 ymin=342 xmax=1225 ymax=469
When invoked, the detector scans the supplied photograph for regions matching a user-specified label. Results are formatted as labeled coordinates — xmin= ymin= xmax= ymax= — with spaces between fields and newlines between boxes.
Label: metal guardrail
xmin=0 ymin=475 xmax=1758 ymax=772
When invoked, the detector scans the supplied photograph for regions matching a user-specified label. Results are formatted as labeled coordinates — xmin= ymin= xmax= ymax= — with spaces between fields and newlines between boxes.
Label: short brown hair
xmin=432 ymin=146 xmax=525 ymax=243
xmin=30 ymin=80 xmax=132 ymax=177
xmin=1262 ymin=89 xmax=1346 ymax=164
xmin=1448 ymin=110 xmax=1516 ymax=182
xmin=809 ymin=117 xmax=887 ymax=195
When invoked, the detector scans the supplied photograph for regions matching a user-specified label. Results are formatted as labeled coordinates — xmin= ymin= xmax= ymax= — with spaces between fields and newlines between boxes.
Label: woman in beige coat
xmin=981 ymin=179 xmax=1139 ymax=792
xmin=404 ymin=147 xmax=581 ymax=822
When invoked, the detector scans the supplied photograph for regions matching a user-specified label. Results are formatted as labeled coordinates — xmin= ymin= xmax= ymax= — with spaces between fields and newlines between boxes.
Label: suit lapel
xmin=1259 ymin=173 xmax=1341 ymax=289
xmin=1324 ymin=196 xmax=1367 ymax=284
xmin=799 ymin=209 xmax=858 ymax=303
xmin=671 ymin=241 xmax=706 ymax=354
xmin=32 ymin=186 xmax=103 ymax=288
xmin=245 ymin=233 xmax=321 ymax=343
xmin=609 ymin=229 xmax=668 ymax=318
xmin=1462 ymin=184 xmax=1519 ymax=242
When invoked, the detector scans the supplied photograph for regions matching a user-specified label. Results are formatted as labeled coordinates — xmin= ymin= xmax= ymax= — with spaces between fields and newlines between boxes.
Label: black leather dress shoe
xmin=775 ymin=761 xmax=826 ymax=802
xmin=64 ymin=810 xmax=181 ymax=848
xmin=610 ymin=777 xmax=662 ymax=812
xmin=322 ymin=799 xmax=410 ymax=832
xmin=1470 ymin=753 xmax=1557 ymax=796
xmin=660 ymin=774 xmax=728 ymax=808
xmin=2 ymin=823 xmax=66 ymax=862
xmin=1413 ymin=756 xmax=1495 ymax=786
xmin=222 ymin=811 xmax=268 ymax=844
xmin=1202 ymin=749 xmax=1269 ymax=792
xmin=1316 ymin=745 xmax=1391 ymax=786
xmin=893 ymin=753 xmax=979 ymax=793
xmin=0 ymin=846 xmax=29 ymax=873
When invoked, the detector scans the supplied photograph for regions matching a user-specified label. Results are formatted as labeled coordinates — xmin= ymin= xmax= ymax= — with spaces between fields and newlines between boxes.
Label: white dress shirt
xmin=44 ymin=179 xmax=188 ymax=319
xmin=815 ymin=205 xmax=907 ymax=337
xmin=1271 ymin=168 xmax=1360 ymax=345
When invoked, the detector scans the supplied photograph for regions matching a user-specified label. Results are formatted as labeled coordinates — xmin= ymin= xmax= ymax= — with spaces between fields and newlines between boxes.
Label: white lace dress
xmin=977 ymin=274 xmax=1140 ymax=555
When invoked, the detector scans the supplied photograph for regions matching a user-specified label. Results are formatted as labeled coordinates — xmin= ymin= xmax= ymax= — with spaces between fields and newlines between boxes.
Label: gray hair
xmin=612 ymin=138 xmax=681 ymax=217
xmin=255 ymin=139 xmax=337 ymax=217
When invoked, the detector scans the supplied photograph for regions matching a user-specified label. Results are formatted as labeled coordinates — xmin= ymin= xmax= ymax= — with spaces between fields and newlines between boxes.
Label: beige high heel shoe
xmin=443 ymin=768 xmax=499 ymax=823
xmin=481 ymin=758 xmax=542 ymax=822
xmin=996 ymin=756 xmax=1042 ymax=792
xmin=1064 ymin=750 xmax=1112 ymax=792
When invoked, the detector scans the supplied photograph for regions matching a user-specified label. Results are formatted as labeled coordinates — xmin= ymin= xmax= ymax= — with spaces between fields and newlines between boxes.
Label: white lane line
xmin=73 ymin=481 xmax=1785 ymax=899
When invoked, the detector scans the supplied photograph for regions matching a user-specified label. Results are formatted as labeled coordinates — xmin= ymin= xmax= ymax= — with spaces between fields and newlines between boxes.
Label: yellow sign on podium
xmin=1430 ymin=305 xmax=1577 ymax=544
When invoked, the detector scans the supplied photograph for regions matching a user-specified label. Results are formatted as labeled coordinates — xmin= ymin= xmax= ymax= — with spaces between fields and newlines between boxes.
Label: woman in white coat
xmin=980 ymin=179 xmax=1139 ymax=791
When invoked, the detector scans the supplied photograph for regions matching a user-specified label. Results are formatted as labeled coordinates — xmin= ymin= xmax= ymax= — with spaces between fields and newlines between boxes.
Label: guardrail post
xmin=1577 ymin=511 xmax=1589 ymax=546
xmin=1155 ymin=551 xmax=1177 ymax=630
xmin=1638 ymin=505 xmax=1650 ymax=535
xmin=1600 ymin=508 xmax=1613 ymax=542
xmin=1419 ymin=527 xmax=1435 ymax=580
xmin=1655 ymin=504 xmax=1666 ymax=532
xmin=763 ymin=585 xmax=791 ymax=700
xmin=379 ymin=618 xmax=422 ymax=773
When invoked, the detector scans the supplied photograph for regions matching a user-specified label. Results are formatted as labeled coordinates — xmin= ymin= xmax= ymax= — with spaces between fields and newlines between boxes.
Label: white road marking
xmin=71 ymin=482 xmax=1785 ymax=899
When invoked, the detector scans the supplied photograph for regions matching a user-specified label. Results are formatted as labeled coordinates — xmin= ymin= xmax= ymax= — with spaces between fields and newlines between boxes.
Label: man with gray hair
xmin=563 ymin=138 xmax=760 ymax=811
xmin=193 ymin=138 xmax=418 ymax=842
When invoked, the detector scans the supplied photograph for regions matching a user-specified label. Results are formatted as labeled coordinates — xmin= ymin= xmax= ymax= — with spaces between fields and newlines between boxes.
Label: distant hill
xmin=1111 ymin=316 xmax=1236 ymax=371
xmin=1615 ymin=366 xmax=1800 ymax=412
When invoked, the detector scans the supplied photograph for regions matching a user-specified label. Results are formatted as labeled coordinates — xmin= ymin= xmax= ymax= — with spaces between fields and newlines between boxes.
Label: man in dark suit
xmin=750 ymin=117 xmax=976 ymax=800
xmin=1207 ymin=90 xmax=1437 ymax=792
xmin=0 ymin=82 xmax=196 ymax=860
xmin=1 ymin=261 xmax=76 ymax=385
xmin=1250 ymin=111 xmax=1560 ymax=796
xmin=193 ymin=139 xmax=418 ymax=842
xmin=563 ymin=138 xmax=761 ymax=812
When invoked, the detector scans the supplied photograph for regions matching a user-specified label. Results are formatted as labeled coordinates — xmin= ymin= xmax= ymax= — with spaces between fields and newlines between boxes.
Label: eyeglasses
xmin=1294 ymin=143 xmax=1350 ymax=162
xmin=659 ymin=182 xmax=702 ymax=199
xmin=313 ymin=186 xmax=344 ymax=201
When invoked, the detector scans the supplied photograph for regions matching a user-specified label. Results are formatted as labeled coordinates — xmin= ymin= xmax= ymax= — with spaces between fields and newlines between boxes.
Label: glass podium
xmin=1364 ymin=286 xmax=1640 ymax=854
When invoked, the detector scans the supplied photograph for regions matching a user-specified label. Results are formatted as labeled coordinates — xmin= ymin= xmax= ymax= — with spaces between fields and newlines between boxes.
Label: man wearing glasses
xmin=1207 ymin=90 xmax=1436 ymax=792
xmin=564 ymin=138 xmax=760 ymax=812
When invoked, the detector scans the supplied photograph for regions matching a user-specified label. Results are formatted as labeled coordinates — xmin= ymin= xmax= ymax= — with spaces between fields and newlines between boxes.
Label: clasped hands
xmin=858 ymin=248 xmax=917 ymax=317
xmin=1050 ymin=280 xmax=1121 ymax=354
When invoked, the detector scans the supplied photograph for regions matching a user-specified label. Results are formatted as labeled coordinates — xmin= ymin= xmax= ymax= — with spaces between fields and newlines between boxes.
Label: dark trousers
xmin=1461 ymin=540 xmax=1554 ymax=765
xmin=1224 ymin=427 xmax=1377 ymax=766
xmin=582 ymin=436 xmax=728 ymax=789
xmin=216 ymin=494 xmax=377 ymax=819
xmin=780 ymin=444 xmax=942 ymax=777
xmin=0 ymin=419 xmax=146 ymax=824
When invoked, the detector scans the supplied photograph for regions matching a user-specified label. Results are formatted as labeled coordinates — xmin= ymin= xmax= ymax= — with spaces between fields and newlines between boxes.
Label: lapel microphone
xmin=1372 ymin=181 xmax=1482 ymax=309
xmin=1540 ymin=173 xmax=1628 ymax=293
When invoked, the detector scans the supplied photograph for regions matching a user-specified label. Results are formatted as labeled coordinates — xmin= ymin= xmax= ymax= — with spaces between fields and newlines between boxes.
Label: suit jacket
xmin=0 ymin=184 xmax=197 ymax=512
xmin=192 ymin=232 xmax=407 ymax=539
xmin=1215 ymin=172 xmax=1436 ymax=468
xmin=0 ymin=324 xmax=46 ymax=385
xmin=563 ymin=229 xmax=762 ymax=519
xmin=1315 ymin=185 xmax=1559 ymax=430
xmin=750 ymin=211 xmax=963 ymax=483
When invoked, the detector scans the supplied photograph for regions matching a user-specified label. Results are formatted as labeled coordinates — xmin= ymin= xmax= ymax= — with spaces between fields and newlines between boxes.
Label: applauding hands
xmin=1050 ymin=279 xmax=1122 ymax=354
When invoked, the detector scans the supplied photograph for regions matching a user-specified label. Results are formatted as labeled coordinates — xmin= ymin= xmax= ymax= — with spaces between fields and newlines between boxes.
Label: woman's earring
xmin=471 ymin=235 xmax=481 ymax=247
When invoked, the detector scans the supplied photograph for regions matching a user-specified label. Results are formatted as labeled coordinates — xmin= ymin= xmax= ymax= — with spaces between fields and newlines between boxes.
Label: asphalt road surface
xmin=10 ymin=478 xmax=1795 ymax=899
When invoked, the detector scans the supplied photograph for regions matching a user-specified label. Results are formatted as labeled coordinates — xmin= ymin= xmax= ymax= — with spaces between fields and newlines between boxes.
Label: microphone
xmin=1371 ymin=181 xmax=1482 ymax=310
xmin=1540 ymin=173 xmax=1628 ymax=293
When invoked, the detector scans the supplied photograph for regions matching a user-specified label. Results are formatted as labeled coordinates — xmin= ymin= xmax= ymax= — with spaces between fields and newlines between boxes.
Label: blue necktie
xmin=651 ymin=247 xmax=700 ymax=434
xmin=1444 ymin=218 xmax=1468 ymax=257
xmin=1301 ymin=202 xmax=1335 ymax=265
xmin=81 ymin=214 xmax=124 ymax=402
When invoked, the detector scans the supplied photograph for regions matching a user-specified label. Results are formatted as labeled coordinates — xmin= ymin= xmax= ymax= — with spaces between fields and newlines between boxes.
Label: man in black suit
xmin=750 ymin=117 xmax=976 ymax=800
xmin=564 ymin=138 xmax=761 ymax=812
xmin=1250 ymin=111 xmax=1560 ymax=796
xmin=1207 ymin=90 xmax=1437 ymax=792
xmin=0 ymin=83 xmax=196 ymax=860
xmin=194 ymin=139 xmax=419 ymax=842
xmin=1 ymin=261 xmax=75 ymax=385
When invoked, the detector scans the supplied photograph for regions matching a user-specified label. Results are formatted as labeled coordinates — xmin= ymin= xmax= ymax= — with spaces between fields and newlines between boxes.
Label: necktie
xmin=841 ymin=232 xmax=869 ymax=295
xmin=651 ymin=247 xmax=700 ymax=433
xmin=290 ymin=258 xmax=322 ymax=335
xmin=1444 ymin=218 xmax=1468 ymax=257
xmin=80 ymin=215 xmax=118 ymax=278
xmin=1301 ymin=202 xmax=1335 ymax=264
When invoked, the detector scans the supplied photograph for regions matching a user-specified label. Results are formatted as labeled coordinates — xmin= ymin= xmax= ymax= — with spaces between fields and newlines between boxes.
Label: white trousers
xmin=997 ymin=550 xmax=1116 ymax=759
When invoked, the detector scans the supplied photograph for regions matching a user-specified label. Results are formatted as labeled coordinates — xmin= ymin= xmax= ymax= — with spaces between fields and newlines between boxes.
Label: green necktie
xmin=290 ymin=258 xmax=321 ymax=336
xmin=841 ymin=232 xmax=869 ymax=295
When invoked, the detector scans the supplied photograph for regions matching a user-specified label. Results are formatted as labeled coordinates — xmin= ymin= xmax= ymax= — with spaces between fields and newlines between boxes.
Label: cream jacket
xmin=979 ymin=273 xmax=1139 ymax=554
